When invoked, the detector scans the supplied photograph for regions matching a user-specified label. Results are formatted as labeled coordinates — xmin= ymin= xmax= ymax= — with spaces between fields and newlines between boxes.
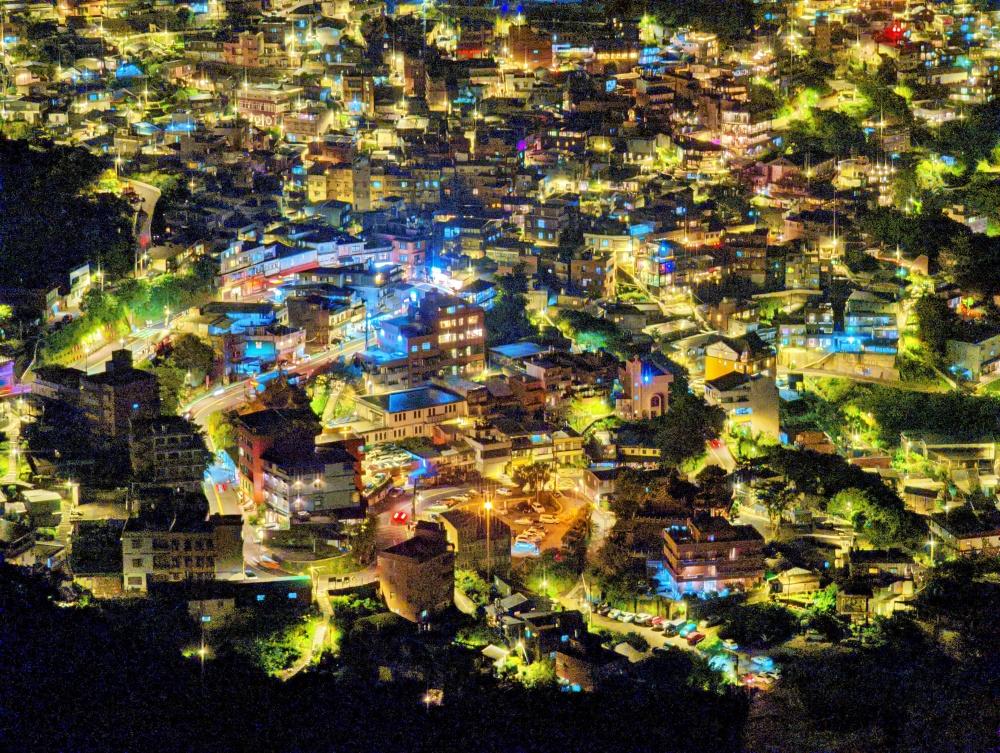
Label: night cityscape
xmin=2 ymin=0 xmax=1000 ymax=750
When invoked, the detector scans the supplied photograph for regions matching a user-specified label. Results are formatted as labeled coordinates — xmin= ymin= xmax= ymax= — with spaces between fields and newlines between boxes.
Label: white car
xmin=634 ymin=613 xmax=653 ymax=626
xmin=539 ymin=514 xmax=558 ymax=524
xmin=496 ymin=487 xmax=513 ymax=496
xmin=531 ymin=504 xmax=545 ymax=514
xmin=513 ymin=518 xmax=532 ymax=525
xmin=618 ymin=612 xmax=636 ymax=624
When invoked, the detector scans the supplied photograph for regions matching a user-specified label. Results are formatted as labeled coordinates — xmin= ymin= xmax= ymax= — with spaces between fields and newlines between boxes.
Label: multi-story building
xmin=354 ymin=386 xmax=467 ymax=445
xmin=704 ymin=373 xmax=780 ymax=439
xmin=524 ymin=199 xmax=571 ymax=247
xmin=928 ymin=506 xmax=1000 ymax=557
xmin=842 ymin=290 xmax=898 ymax=355
xmin=660 ymin=515 xmax=765 ymax=595
xmin=570 ymin=254 xmax=615 ymax=299
xmin=439 ymin=508 xmax=511 ymax=575
xmin=260 ymin=439 xmax=364 ymax=529
xmin=31 ymin=350 xmax=160 ymax=438
xmin=378 ymin=522 xmax=455 ymax=623
xmin=360 ymin=293 xmax=485 ymax=393
xmin=235 ymin=86 xmax=296 ymax=129
xmin=129 ymin=416 xmax=210 ymax=492
xmin=616 ymin=356 xmax=673 ymax=420
xmin=122 ymin=512 xmax=243 ymax=594
xmin=946 ymin=331 xmax=1000 ymax=382
xmin=704 ymin=333 xmax=776 ymax=381
xmin=234 ymin=408 xmax=320 ymax=505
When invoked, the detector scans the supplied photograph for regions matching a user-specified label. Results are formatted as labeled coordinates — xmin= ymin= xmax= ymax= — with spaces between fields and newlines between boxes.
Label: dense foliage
xmin=0 ymin=138 xmax=135 ymax=288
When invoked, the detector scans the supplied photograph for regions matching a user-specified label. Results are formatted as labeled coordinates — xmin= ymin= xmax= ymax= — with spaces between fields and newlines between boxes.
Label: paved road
xmin=128 ymin=180 xmax=161 ymax=249
xmin=185 ymin=337 xmax=367 ymax=431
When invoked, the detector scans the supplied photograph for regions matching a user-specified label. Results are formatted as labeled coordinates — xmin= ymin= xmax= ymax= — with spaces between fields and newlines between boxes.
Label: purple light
xmin=517 ymin=139 xmax=527 ymax=152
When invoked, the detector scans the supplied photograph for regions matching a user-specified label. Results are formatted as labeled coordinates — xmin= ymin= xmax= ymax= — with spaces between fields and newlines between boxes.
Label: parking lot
xmin=575 ymin=600 xmax=782 ymax=687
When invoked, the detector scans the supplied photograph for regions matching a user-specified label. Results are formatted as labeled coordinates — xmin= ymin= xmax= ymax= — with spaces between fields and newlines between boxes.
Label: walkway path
xmin=278 ymin=617 xmax=329 ymax=681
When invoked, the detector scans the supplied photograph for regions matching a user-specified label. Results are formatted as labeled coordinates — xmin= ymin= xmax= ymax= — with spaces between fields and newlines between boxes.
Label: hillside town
xmin=2 ymin=0 xmax=1000 ymax=750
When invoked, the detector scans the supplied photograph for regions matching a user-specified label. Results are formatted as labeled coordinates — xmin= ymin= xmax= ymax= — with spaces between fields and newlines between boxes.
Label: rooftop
xmin=359 ymin=386 xmax=463 ymax=414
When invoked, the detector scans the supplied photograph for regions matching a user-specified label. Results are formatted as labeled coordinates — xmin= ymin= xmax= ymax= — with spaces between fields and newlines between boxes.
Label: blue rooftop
xmin=362 ymin=387 xmax=463 ymax=414
xmin=490 ymin=341 xmax=548 ymax=359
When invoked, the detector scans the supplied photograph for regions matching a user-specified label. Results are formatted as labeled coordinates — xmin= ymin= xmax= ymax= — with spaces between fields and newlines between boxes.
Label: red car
xmin=391 ymin=511 xmax=408 ymax=525
xmin=710 ymin=439 xmax=722 ymax=448
xmin=686 ymin=631 xmax=706 ymax=646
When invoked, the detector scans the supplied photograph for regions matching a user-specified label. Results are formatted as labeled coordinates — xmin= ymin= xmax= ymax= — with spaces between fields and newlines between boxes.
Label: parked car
xmin=633 ymin=613 xmax=653 ymax=626
xmin=539 ymin=514 xmax=559 ymax=524
xmin=531 ymin=503 xmax=545 ymax=514
xmin=721 ymin=639 xmax=739 ymax=651
xmin=496 ymin=487 xmax=513 ymax=496
xmin=649 ymin=616 xmax=665 ymax=627
xmin=513 ymin=517 xmax=532 ymax=525
xmin=618 ymin=612 xmax=636 ymax=624
xmin=608 ymin=609 xmax=622 ymax=620
xmin=678 ymin=621 xmax=698 ymax=638
xmin=662 ymin=625 xmax=678 ymax=637
xmin=686 ymin=631 xmax=706 ymax=646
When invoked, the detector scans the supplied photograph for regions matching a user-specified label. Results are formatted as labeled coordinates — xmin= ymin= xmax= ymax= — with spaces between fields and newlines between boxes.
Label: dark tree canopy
xmin=0 ymin=138 xmax=135 ymax=288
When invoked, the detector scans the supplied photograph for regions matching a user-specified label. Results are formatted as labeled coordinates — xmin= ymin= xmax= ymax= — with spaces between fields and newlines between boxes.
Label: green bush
xmin=719 ymin=604 xmax=799 ymax=648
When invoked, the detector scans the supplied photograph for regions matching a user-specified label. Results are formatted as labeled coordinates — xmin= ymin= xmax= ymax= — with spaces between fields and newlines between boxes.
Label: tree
xmin=645 ymin=390 xmax=726 ymax=469
xmin=511 ymin=462 xmax=553 ymax=505
xmin=485 ymin=266 xmax=537 ymax=347
xmin=169 ymin=333 xmax=216 ymax=377
xmin=351 ymin=512 xmax=379 ymax=566
xmin=755 ymin=480 xmax=797 ymax=539
xmin=913 ymin=295 xmax=958 ymax=366
xmin=148 ymin=364 xmax=184 ymax=416
xmin=827 ymin=487 xmax=872 ymax=522
xmin=248 ymin=374 xmax=312 ymax=412
xmin=719 ymin=604 xmax=799 ymax=648
xmin=206 ymin=410 xmax=239 ymax=451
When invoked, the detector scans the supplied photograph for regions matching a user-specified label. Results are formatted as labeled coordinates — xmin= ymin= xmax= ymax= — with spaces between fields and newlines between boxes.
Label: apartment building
xmin=260 ymin=440 xmax=364 ymax=529
xmin=360 ymin=293 xmax=485 ymax=393
xmin=31 ymin=350 xmax=160 ymax=438
xmin=660 ymin=515 xmax=765 ymax=595
xmin=234 ymin=408 xmax=320 ymax=505
xmin=129 ymin=416 xmax=210 ymax=492
xmin=122 ymin=512 xmax=243 ymax=594
xmin=704 ymin=372 xmax=780 ymax=440
xmin=378 ymin=522 xmax=455 ymax=623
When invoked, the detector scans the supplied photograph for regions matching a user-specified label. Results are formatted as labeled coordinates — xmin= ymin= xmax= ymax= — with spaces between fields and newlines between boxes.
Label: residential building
xmin=946 ymin=331 xmax=1000 ymax=382
xmin=31 ymin=350 xmax=160 ymax=438
xmin=234 ymin=408 xmax=321 ymax=505
xmin=129 ymin=416 xmax=210 ymax=492
xmin=122 ymin=512 xmax=243 ymax=594
xmin=378 ymin=522 xmax=455 ymax=623
xmin=928 ymin=506 xmax=1000 ymax=556
xmin=842 ymin=290 xmax=898 ymax=355
xmin=354 ymin=386 xmax=467 ymax=445
xmin=704 ymin=333 xmax=776 ymax=381
xmin=439 ymin=508 xmax=512 ymax=575
xmin=616 ymin=356 xmax=673 ymax=420
xmin=704 ymin=373 xmax=780 ymax=439
xmin=360 ymin=293 xmax=485 ymax=393
xmin=260 ymin=439 xmax=364 ymax=529
xmin=660 ymin=515 xmax=765 ymax=595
